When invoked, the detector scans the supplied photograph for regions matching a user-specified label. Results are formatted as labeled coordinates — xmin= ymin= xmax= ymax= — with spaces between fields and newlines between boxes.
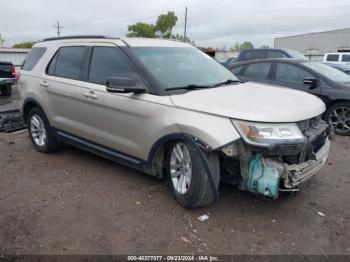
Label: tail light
xmin=11 ymin=66 xmax=16 ymax=76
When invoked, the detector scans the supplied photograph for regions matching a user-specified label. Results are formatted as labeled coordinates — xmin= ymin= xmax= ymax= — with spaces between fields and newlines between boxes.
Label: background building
xmin=0 ymin=48 xmax=29 ymax=68
xmin=274 ymin=28 xmax=350 ymax=60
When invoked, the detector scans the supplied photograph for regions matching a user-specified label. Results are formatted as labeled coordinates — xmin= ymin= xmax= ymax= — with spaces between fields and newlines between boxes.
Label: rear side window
xmin=88 ymin=47 xmax=133 ymax=85
xmin=326 ymin=54 xmax=339 ymax=62
xmin=342 ymin=54 xmax=350 ymax=62
xmin=48 ymin=47 xmax=86 ymax=80
xmin=244 ymin=50 xmax=267 ymax=60
xmin=268 ymin=50 xmax=287 ymax=58
xmin=244 ymin=62 xmax=271 ymax=80
xmin=22 ymin=47 xmax=46 ymax=71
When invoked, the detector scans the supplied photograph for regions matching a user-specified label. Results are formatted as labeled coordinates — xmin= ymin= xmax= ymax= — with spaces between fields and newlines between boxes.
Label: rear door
xmin=44 ymin=44 xmax=93 ymax=136
xmin=271 ymin=62 xmax=321 ymax=96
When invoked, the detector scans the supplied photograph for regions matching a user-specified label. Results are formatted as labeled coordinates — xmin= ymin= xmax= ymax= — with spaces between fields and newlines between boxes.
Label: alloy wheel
xmin=170 ymin=143 xmax=192 ymax=195
xmin=328 ymin=106 xmax=350 ymax=133
xmin=30 ymin=114 xmax=47 ymax=147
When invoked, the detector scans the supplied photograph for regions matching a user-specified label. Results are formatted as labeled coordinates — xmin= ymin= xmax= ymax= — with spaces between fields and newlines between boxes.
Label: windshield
xmin=132 ymin=47 xmax=238 ymax=89
xmin=303 ymin=61 xmax=350 ymax=82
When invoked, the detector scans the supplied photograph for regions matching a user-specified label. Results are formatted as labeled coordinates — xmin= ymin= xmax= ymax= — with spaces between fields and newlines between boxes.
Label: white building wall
xmin=0 ymin=48 xmax=29 ymax=68
xmin=274 ymin=28 xmax=350 ymax=59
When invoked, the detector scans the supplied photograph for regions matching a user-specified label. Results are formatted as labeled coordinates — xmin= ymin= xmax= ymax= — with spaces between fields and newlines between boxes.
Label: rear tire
xmin=27 ymin=107 xmax=60 ymax=153
xmin=325 ymin=102 xmax=350 ymax=136
xmin=0 ymin=85 xmax=12 ymax=96
xmin=166 ymin=141 xmax=220 ymax=208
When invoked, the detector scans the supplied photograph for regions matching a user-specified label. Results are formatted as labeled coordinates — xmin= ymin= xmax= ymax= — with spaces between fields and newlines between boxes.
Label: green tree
xmin=127 ymin=11 xmax=178 ymax=39
xmin=260 ymin=44 xmax=270 ymax=49
xmin=127 ymin=22 xmax=156 ymax=38
xmin=155 ymin=11 xmax=178 ymax=38
xmin=240 ymin=41 xmax=254 ymax=50
xmin=12 ymin=41 xmax=35 ymax=48
xmin=229 ymin=41 xmax=254 ymax=52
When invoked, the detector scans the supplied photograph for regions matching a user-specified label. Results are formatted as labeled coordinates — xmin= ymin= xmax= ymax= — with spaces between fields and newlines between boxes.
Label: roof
xmin=0 ymin=47 xmax=30 ymax=53
xmin=38 ymin=35 xmax=192 ymax=48
xmin=275 ymin=27 xmax=350 ymax=40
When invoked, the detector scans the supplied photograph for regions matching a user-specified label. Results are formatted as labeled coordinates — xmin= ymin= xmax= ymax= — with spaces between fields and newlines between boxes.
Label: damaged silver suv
xmin=18 ymin=36 xmax=331 ymax=208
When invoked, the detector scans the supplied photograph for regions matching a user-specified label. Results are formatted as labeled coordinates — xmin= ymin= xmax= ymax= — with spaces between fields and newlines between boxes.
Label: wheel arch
xmin=22 ymin=98 xmax=45 ymax=123
xmin=145 ymin=132 xmax=220 ymax=201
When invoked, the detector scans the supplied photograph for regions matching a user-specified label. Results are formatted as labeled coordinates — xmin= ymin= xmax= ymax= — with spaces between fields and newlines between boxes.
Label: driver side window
xmin=275 ymin=63 xmax=313 ymax=85
xmin=88 ymin=47 xmax=134 ymax=85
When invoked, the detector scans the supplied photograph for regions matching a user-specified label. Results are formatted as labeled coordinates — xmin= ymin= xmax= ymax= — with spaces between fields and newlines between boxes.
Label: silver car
xmin=18 ymin=36 xmax=331 ymax=208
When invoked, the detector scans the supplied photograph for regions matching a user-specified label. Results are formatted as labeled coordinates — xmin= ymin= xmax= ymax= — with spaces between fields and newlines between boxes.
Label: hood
xmin=170 ymin=82 xmax=325 ymax=123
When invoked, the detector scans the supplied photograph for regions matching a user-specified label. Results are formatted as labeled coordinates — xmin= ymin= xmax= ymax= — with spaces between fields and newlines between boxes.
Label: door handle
xmin=40 ymin=81 xmax=49 ymax=87
xmin=83 ymin=90 xmax=98 ymax=99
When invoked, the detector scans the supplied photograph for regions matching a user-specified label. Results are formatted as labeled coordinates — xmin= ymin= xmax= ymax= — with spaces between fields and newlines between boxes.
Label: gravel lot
xmin=0 ymin=91 xmax=349 ymax=255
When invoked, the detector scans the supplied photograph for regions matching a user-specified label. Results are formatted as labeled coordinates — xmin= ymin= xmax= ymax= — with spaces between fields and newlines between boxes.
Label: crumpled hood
xmin=170 ymin=82 xmax=326 ymax=123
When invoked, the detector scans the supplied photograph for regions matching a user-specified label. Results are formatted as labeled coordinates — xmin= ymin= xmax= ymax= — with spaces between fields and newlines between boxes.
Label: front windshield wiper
xmin=165 ymin=79 xmax=241 ymax=91
xmin=165 ymin=84 xmax=212 ymax=91
xmin=212 ymin=79 xmax=241 ymax=87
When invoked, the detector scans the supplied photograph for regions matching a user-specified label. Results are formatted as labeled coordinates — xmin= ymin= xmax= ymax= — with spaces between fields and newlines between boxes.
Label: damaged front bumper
xmin=284 ymin=138 xmax=330 ymax=188
xmin=237 ymin=118 xmax=332 ymax=198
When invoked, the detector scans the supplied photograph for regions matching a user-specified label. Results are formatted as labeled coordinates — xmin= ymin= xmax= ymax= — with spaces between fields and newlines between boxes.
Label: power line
xmin=53 ymin=21 xmax=63 ymax=36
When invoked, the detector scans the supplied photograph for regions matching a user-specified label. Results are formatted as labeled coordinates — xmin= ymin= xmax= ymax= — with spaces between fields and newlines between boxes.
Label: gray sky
xmin=1 ymin=0 xmax=349 ymax=48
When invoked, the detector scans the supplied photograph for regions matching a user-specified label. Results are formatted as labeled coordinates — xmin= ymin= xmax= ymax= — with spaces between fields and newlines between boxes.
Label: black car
xmin=229 ymin=58 xmax=350 ymax=135
xmin=0 ymin=61 xmax=16 ymax=96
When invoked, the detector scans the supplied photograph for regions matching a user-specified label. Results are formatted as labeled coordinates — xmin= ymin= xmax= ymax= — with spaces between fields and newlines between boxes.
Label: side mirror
xmin=106 ymin=76 xmax=146 ymax=94
xmin=303 ymin=77 xmax=319 ymax=89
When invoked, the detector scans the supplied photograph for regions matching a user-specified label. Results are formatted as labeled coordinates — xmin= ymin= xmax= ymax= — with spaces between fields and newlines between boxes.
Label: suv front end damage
xmin=221 ymin=116 xmax=331 ymax=198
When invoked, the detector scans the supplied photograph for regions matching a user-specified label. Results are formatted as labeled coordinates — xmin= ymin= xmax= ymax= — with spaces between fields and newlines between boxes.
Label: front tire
xmin=166 ymin=141 xmax=220 ymax=208
xmin=325 ymin=102 xmax=350 ymax=136
xmin=28 ymin=107 xmax=60 ymax=153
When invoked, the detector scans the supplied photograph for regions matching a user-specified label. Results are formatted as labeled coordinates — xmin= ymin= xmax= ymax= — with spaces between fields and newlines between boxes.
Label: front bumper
xmin=283 ymin=138 xmax=330 ymax=188
xmin=245 ymin=138 xmax=330 ymax=198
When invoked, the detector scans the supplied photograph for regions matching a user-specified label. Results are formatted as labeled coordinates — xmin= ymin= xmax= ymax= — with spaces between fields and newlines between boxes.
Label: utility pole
xmin=0 ymin=34 xmax=5 ymax=47
xmin=184 ymin=7 xmax=187 ymax=41
xmin=53 ymin=21 xmax=63 ymax=36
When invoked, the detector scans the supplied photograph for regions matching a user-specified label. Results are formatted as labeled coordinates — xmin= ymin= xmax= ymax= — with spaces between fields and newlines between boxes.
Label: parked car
xmin=235 ymin=48 xmax=307 ymax=63
xmin=0 ymin=61 xmax=16 ymax=96
xmin=324 ymin=63 xmax=350 ymax=75
xmin=229 ymin=58 xmax=350 ymax=135
xmin=19 ymin=36 xmax=331 ymax=208
xmin=323 ymin=52 xmax=350 ymax=66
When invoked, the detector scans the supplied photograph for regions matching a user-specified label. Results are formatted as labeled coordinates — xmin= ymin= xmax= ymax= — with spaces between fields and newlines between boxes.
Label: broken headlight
xmin=232 ymin=120 xmax=306 ymax=147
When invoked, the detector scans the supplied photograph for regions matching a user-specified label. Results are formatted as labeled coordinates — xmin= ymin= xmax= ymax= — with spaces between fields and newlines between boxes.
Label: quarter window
xmin=88 ymin=47 xmax=133 ymax=85
xmin=244 ymin=62 xmax=271 ymax=80
xmin=326 ymin=54 xmax=339 ymax=62
xmin=48 ymin=47 xmax=86 ymax=80
xmin=275 ymin=63 xmax=313 ymax=84
xmin=22 ymin=47 xmax=46 ymax=71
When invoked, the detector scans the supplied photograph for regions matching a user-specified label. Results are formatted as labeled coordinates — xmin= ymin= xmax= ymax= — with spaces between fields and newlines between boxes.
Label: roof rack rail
xmin=42 ymin=35 xmax=110 ymax=42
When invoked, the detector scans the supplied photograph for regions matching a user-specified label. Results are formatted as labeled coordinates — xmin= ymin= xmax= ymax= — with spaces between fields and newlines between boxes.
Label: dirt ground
xmin=0 ymin=90 xmax=349 ymax=255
